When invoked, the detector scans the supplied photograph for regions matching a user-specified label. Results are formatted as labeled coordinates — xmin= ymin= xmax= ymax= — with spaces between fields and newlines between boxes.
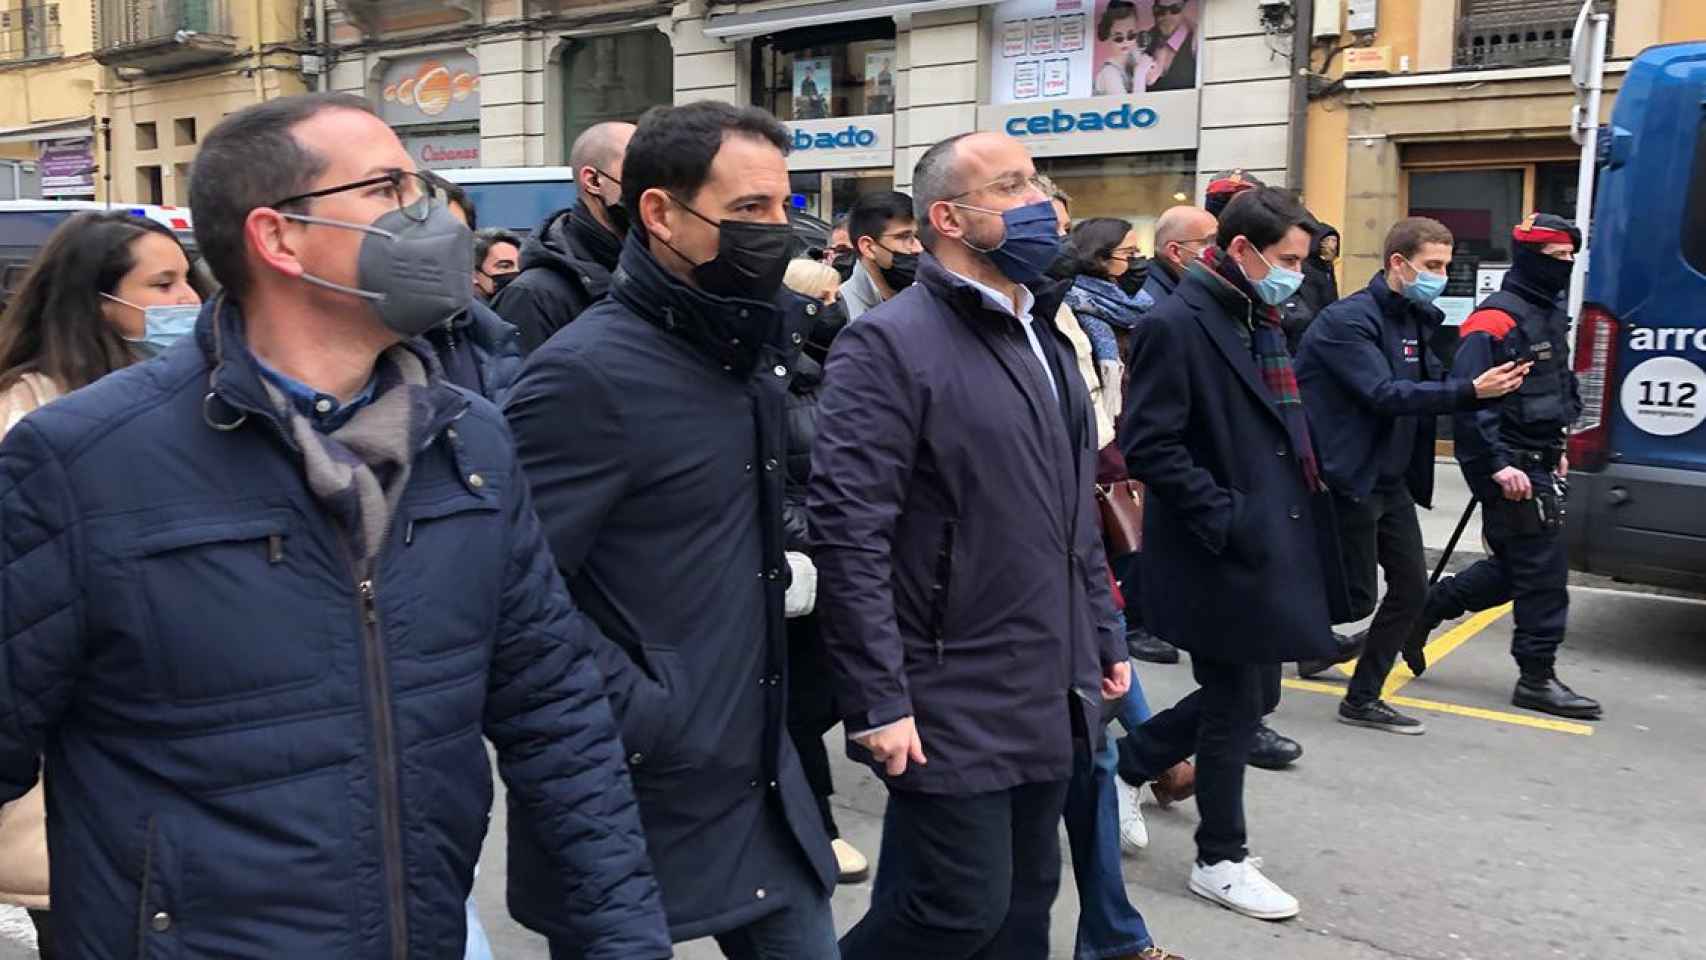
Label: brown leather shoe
xmin=1151 ymin=760 xmax=1196 ymax=809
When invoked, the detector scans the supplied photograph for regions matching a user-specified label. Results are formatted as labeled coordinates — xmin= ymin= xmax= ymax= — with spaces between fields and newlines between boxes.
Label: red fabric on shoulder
xmin=1460 ymin=309 xmax=1517 ymax=339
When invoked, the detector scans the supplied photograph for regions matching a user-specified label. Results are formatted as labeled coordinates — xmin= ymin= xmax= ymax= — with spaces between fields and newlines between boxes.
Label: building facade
xmin=670 ymin=0 xmax=1309 ymax=251
xmin=1304 ymin=0 xmax=1706 ymax=319
xmin=0 ymin=0 xmax=102 ymax=198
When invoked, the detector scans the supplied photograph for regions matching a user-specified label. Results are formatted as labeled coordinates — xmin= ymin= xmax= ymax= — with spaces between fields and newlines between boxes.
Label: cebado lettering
xmin=791 ymin=125 xmax=880 ymax=151
xmin=1005 ymin=104 xmax=1160 ymax=137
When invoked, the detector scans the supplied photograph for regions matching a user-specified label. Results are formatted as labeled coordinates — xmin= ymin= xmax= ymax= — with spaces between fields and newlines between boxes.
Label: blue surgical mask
xmin=103 ymin=294 xmax=201 ymax=355
xmin=1399 ymin=259 xmax=1448 ymax=304
xmin=1250 ymin=247 xmax=1305 ymax=307
xmin=954 ymin=199 xmax=1062 ymax=284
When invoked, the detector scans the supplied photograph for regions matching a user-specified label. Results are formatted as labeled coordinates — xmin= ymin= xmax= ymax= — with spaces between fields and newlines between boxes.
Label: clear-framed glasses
xmin=271 ymin=169 xmax=437 ymax=224
xmin=946 ymin=173 xmax=1050 ymax=204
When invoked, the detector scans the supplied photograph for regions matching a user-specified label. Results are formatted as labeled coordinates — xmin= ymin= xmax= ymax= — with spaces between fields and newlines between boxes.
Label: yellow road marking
xmin=1282 ymin=678 xmax=1595 ymax=736
xmin=1328 ymin=603 xmax=1515 ymax=695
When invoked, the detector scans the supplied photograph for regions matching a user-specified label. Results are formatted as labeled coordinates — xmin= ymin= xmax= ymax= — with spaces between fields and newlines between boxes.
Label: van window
xmin=1684 ymin=117 xmax=1706 ymax=275
xmin=459 ymin=181 xmax=578 ymax=234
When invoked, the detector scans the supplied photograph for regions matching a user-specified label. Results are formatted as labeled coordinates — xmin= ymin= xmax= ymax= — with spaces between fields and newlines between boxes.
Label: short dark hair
xmin=474 ymin=228 xmax=522 ymax=268
xmin=421 ymin=170 xmax=475 ymax=229
xmin=621 ymin=100 xmax=790 ymax=238
xmin=1383 ymin=216 xmax=1454 ymax=262
xmin=190 ymin=93 xmax=377 ymax=298
xmin=848 ymin=191 xmax=915 ymax=247
xmin=913 ymin=133 xmax=974 ymax=250
xmin=1061 ymin=217 xmax=1134 ymax=279
xmin=1097 ymin=0 xmax=1139 ymax=40
xmin=0 ymin=212 xmax=204 ymax=393
xmin=1216 ymin=186 xmax=1312 ymax=252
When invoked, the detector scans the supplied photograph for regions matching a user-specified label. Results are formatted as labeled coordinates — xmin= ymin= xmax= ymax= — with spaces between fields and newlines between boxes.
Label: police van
xmin=1565 ymin=41 xmax=1706 ymax=591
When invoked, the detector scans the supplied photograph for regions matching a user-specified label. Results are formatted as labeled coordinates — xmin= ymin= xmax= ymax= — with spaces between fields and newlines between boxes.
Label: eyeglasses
xmin=946 ymin=173 xmax=1050 ymax=204
xmin=271 ymin=169 xmax=437 ymax=223
xmin=881 ymin=228 xmax=920 ymax=245
xmin=1108 ymin=30 xmax=1140 ymax=43
xmin=1175 ymin=235 xmax=1216 ymax=249
xmin=1153 ymin=2 xmax=1186 ymax=15
xmin=1111 ymin=246 xmax=1143 ymax=259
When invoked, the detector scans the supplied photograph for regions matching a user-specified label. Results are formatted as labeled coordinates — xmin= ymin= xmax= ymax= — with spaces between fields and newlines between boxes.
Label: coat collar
xmin=1176 ymin=268 xmax=1287 ymax=431
xmin=1366 ymin=271 xmax=1446 ymax=330
xmin=610 ymin=232 xmax=798 ymax=379
xmin=915 ymin=252 xmax=1070 ymax=332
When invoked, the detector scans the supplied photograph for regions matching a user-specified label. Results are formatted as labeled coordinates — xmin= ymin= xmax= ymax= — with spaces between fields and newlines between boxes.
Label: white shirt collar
xmin=946 ymin=268 xmax=1036 ymax=322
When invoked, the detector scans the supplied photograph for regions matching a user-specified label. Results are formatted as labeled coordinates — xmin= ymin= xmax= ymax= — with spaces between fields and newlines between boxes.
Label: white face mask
xmin=103 ymin=293 xmax=201 ymax=355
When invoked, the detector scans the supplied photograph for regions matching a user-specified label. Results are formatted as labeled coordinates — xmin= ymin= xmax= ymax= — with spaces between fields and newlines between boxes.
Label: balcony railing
xmin=96 ymin=0 xmax=236 ymax=72
xmin=0 ymin=3 xmax=61 ymax=62
xmin=1455 ymin=0 xmax=1615 ymax=71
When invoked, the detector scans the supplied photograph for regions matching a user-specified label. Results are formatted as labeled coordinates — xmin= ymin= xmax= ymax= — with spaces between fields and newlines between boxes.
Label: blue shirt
xmin=254 ymin=356 xmax=377 ymax=433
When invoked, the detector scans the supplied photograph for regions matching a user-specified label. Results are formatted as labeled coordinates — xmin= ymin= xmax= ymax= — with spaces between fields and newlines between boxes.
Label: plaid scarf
xmin=259 ymin=346 xmax=437 ymax=565
xmin=1199 ymin=248 xmax=1325 ymax=494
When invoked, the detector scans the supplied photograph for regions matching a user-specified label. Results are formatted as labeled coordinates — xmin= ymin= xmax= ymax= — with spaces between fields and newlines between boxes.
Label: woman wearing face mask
xmin=776 ymin=258 xmax=869 ymax=886
xmin=1060 ymin=217 xmax=1155 ymax=428
xmin=0 ymin=210 xmax=203 ymax=958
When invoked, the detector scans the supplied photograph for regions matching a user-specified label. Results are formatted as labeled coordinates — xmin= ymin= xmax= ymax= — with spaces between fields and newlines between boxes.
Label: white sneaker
xmin=1189 ymin=858 xmax=1300 ymax=920
xmin=1116 ymin=778 xmax=1148 ymax=852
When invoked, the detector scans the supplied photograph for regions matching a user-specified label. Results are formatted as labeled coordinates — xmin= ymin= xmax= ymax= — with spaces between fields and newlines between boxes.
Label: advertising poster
xmin=1043 ymin=58 xmax=1071 ymax=97
xmin=991 ymin=0 xmax=1201 ymax=105
xmin=865 ymin=50 xmax=897 ymax=115
xmin=37 ymin=138 xmax=95 ymax=197
xmin=793 ymin=57 xmax=832 ymax=120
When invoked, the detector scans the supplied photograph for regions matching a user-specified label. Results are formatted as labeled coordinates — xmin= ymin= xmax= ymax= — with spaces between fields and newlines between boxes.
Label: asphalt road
xmin=4 ymin=468 xmax=1703 ymax=959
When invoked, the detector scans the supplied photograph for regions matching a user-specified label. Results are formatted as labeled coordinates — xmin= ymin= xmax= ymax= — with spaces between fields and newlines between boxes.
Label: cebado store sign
xmin=977 ymin=88 xmax=1200 ymax=158
xmin=784 ymin=114 xmax=894 ymax=171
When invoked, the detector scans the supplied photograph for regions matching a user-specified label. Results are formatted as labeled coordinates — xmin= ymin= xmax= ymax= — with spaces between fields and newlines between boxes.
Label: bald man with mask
xmin=1144 ymin=205 xmax=1219 ymax=306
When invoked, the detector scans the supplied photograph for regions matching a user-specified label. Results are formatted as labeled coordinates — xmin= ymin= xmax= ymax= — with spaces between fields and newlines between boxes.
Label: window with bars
xmin=1455 ymin=0 xmax=1614 ymax=70
xmin=0 ymin=3 xmax=62 ymax=61
xmin=97 ymin=0 xmax=224 ymax=49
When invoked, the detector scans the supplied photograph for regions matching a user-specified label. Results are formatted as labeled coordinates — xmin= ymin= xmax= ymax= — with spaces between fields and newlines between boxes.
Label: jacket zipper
xmin=356 ymin=573 xmax=408 ymax=960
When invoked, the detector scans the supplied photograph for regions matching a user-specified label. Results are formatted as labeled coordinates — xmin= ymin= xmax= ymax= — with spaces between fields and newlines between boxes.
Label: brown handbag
xmin=1096 ymin=479 xmax=1145 ymax=557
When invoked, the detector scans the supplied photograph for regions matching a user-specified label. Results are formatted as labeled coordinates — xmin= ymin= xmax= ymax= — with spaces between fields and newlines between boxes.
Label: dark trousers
xmin=1432 ymin=472 xmax=1569 ymax=669
xmin=29 ymin=910 xmax=56 ymax=960
xmin=1117 ymin=658 xmax=1280 ymax=865
xmin=1111 ymin=552 xmax=1147 ymax=636
xmin=839 ymin=780 xmax=1070 ymax=960
xmin=785 ymin=616 xmax=840 ymax=838
xmin=1336 ymin=480 xmax=1429 ymax=705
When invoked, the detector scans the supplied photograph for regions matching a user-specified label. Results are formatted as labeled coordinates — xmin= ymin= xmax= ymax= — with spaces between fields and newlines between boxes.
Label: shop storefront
xmin=751 ymin=21 xmax=899 ymax=222
xmin=376 ymin=49 xmax=482 ymax=171
xmin=554 ymin=29 xmax=674 ymax=163
xmin=977 ymin=0 xmax=1203 ymax=249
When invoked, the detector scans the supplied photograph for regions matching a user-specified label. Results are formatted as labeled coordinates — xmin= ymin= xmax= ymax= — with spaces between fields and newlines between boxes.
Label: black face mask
xmin=485 ymin=270 xmax=519 ymax=298
xmin=831 ymin=249 xmax=858 ymax=282
xmin=665 ymin=195 xmax=795 ymax=302
xmin=1118 ymin=270 xmax=1144 ymax=297
xmin=878 ymin=249 xmax=919 ymax=293
xmin=1513 ymin=244 xmax=1574 ymax=299
xmin=602 ymin=197 xmax=632 ymax=238
xmin=807 ymin=298 xmax=848 ymax=362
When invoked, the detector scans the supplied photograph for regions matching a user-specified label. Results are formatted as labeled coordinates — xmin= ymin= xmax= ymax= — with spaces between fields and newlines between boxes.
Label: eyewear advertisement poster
xmin=793 ymin=58 xmax=832 ymax=120
xmin=866 ymin=51 xmax=897 ymax=115
xmin=992 ymin=0 xmax=1201 ymax=103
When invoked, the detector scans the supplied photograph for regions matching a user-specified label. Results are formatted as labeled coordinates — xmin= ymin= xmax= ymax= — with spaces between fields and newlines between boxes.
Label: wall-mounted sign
xmin=784 ymin=114 xmax=894 ymax=171
xmin=379 ymin=50 xmax=481 ymax=126
xmin=399 ymin=131 xmax=481 ymax=170
xmin=37 ymin=137 xmax=95 ymax=197
xmin=1344 ymin=45 xmax=1393 ymax=74
xmin=991 ymin=0 xmax=1202 ymax=103
xmin=976 ymin=89 xmax=1199 ymax=158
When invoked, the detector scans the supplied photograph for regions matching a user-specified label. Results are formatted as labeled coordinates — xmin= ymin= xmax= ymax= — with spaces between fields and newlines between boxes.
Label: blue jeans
xmin=1067 ymin=665 xmax=1156 ymax=959
xmin=464 ymin=889 xmax=493 ymax=960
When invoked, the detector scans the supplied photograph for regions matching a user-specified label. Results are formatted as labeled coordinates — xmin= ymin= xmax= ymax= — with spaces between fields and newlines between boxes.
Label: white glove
xmin=784 ymin=551 xmax=817 ymax=618
xmin=1098 ymin=359 xmax=1125 ymax=425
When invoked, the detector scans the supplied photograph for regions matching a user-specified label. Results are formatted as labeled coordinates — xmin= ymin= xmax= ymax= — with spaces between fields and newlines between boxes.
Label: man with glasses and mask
xmin=493 ymin=120 xmax=634 ymax=354
xmin=1145 ymin=204 xmax=1218 ymax=306
xmin=504 ymin=100 xmax=838 ymax=960
xmin=1115 ymin=186 xmax=1349 ymax=922
xmin=0 ymin=93 xmax=670 ymax=959
xmin=812 ymin=131 xmax=1154 ymax=958
xmin=839 ymin=190 xmax=923 ymax=321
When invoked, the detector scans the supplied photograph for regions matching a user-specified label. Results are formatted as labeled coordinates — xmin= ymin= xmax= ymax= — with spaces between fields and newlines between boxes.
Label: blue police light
xmin=790 ymin=194 xmax=807 ymax=209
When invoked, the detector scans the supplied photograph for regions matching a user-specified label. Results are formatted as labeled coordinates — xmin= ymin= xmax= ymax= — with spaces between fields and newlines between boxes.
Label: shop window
xmin=135 ymin=121 xmax=158 ymax=151
xmin=756 ymin=22 xmax=898 ymax=121
xmin=136 ymin=164 xmax=162 ymax=204
xmin=1683 ymin=118 xmax=1706 ymax=276
xmin=1033 ymin=152 xmax=1196 ymax=252
xmin=173 ymin=117 xmax=196 ymax=146
xmin=1409 ymin=168 xmax=1525 ymax=265
xmin=559 ymin=31 xmax=672 ymax=162
xmin=173 ymin=162 xmax=192 ymax=203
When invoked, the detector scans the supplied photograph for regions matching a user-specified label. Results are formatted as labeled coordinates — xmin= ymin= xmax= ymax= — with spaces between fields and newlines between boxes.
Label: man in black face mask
xmin=493 ymin=120 xmax=634 ymax=354
xmin=839 ymin=189 xmax=923 ymax=321
xmin=1409 ymin=214 xmax=1600 ymax=721
xmin=504 ymin=100 xmax=839 ymax=960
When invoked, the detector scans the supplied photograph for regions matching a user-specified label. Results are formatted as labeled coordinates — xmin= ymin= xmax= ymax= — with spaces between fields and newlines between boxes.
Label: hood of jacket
xmin=518 ymin=202 xmax=621 ymax=291
xmin=1309 ymin=222 xmax=1341 ymax=263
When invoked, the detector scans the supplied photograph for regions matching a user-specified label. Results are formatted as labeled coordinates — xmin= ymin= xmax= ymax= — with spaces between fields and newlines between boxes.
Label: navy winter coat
xmin=505 ymin=235 xmax=835 ymax=943
xmin=1295 ymin=272 xmax=1478 ymax=506
xmin=1120 ymin=266 xmax=1345 ymax=665
xmin=424 ymin=298 xmax=525 ymax=407
xmin=491 ymin=203 xmax=619 ymax=355
xmin=809 ymin=254 xmax=1125 ymax=796
xmin=0 ymin=301 xmax=669 ymax=960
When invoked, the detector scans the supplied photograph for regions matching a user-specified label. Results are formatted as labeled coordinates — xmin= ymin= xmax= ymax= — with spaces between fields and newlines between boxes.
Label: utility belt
xmin=1484 ymin=462 xmax=1568 ymax=536
xmin=1510 ymin=445 xmax=1564 ymax=472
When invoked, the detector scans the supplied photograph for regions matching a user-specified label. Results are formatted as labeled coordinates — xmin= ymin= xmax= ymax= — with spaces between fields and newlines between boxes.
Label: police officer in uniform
xmin=1407 ymin=214 xmax=1602 ymax=720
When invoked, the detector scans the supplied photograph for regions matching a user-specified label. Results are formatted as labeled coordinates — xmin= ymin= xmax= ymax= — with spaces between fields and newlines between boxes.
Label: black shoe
xmin=1338 ymin=698 xmax=1426 ymax=735
xmin=1128 ymin=628 xmax=1181 ymax=664
xmin=1512 ymin=676 xmax=1603 ymax=720
xmin=1405 ymin=588 xmax=1453 ymax=676
xmin=1247 ymin=722 xmax=1302 ymax=770
xmin=1298 ymin=631 xmax=1365 ymax=679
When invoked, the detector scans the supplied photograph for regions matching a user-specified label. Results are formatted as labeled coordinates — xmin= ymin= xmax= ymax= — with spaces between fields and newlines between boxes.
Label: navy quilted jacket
xmin=0 ymin=300 xmax=670 ymax=959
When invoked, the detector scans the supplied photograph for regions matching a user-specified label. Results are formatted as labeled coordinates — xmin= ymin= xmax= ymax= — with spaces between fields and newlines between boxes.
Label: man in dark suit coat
xmin=1114 ymin=187 xmax=1344 ymax=923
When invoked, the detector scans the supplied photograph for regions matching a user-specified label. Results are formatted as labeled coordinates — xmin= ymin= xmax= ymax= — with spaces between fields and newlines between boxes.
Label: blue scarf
xmin=1064 ymin=274 xmax=1154 ymax=332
